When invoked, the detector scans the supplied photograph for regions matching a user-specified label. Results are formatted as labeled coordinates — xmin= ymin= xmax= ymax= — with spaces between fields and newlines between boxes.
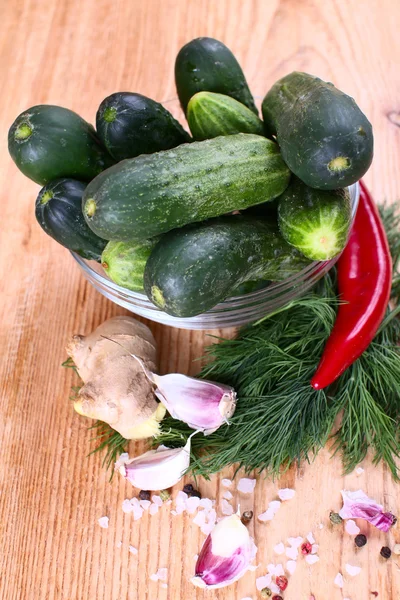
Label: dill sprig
xmin=157 ymin=202 xmax=400 ymax=479
xmin=88 ymin=421 xmax=129 ymax=479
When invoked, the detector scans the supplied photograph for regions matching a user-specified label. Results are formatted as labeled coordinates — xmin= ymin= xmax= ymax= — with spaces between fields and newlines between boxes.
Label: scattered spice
xmin=355 ymin=534 xmax=367 ymax=547
xmin=183 ymin=483 xmax=194 ymax=494
xmin=274 ymin=542 xmax=285 ymax=555
xmin=380 ymin=546 xmax=391 ymax=559
xmin=329 ymin=511 xmax=343 ymax=525
xmin=276 ymin=576 xmax=288 ymax=591
xmin=238 ymin=478 xmax=257 ymax=494
xmin=241 ymin=510 xmax=254 ymax=524
xmin=345 ymin=563 xmax=362 ymax=576
xmin=190 ymin=489 xmax=202 ymax=499
xmin=261 ymin=588 xmax=272 ymax=598
xmin=371 ymin=592 xmax=378 ymax=597
xmin=98 ymin=516 xmax=109 ymax=529
xmin=272 ymin=596 xmax=283 ymax=600
xmin=159 ymin=489 xmax=171 ymax=502
xmin=139 ymin=490 xmax=151 ymax=501
xmin=345 ymin=519 xmax=361 ymax=535
xmin=301 ymin=542 xmax=312 ymax=555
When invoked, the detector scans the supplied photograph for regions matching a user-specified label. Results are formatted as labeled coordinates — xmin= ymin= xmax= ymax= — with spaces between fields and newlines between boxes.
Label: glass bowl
xmin=72 ymin=182 xmax=359 ymax=330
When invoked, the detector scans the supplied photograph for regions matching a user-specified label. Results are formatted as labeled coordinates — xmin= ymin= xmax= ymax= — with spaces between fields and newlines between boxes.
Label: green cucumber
xmin=144 ymin=215 xmax=311 ymax=317
xmin=175 ymin=37 xmax=258 ymax=115
xmin=262 ymin=72 xmax=373 ymax=189
xmin=35 ymin=178 xmax=107 ymax=261
xmin=96 ymin=92 xmax=191 ymax=161
xmin=233 ymin=280 xmax=271 ymax=295
xmin=187 ymin=92 xmax=264 ymax=140
xmin=8 ymin=105 xmax=114 ymax=185
xmin=83 ymin=134 xmax=290 ymax=242
xmin=101 ymin=239 xmax=157 ymax=292
xmin=277 ymin=178 xmax=352 ymax=260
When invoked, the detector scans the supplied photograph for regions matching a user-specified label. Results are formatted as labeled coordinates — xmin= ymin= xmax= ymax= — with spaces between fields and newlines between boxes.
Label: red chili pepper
xmin=311 ymin=180 xmax=392 ymax=390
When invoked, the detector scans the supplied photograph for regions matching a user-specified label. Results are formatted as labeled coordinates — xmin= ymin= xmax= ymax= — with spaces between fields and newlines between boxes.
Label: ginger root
xmin=66 ymin=315 xmax=166 ymax=439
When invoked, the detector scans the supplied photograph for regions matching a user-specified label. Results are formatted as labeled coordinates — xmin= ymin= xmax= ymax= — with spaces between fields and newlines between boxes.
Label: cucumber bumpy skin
xmin=187 ymin=92 xmax=264 ymax=140
xmin=262 ymin=72 xmax=373 ymax=190
xmin=101 ymin=239 xmax=158 ymax=292
xmin=144 ymin=215 xmax=311 ymax=318
xmin=82 ymin=134 xmax=291 ymax=242
xmin=277 ymin=178 xmax=352 ymax=261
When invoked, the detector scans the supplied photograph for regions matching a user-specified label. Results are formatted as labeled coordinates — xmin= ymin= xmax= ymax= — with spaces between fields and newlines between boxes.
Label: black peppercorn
xmin=183 ymin=483 xmax=194 ymax=494
xmin=190 ymin=489 xmax=201 ymax=499
xmin=138 ymin=490 xmax=151 ymax=501
xmin=380 ymin=546 xmax=391 ymax=559
xmin=355 ymin=534 xmax=367 ymax=547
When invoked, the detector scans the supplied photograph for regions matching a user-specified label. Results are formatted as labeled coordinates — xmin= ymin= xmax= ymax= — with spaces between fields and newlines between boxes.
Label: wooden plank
xmin=0 ymin=1 xmax=399 ymax=599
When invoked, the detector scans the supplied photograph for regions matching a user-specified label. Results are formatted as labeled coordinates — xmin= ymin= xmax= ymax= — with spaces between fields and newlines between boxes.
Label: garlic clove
xmin=339 ymin=489 xmax=396 ymax=532
xmin=119 ymin=433 xmax=195 ymax=491
xmin=191 ymin=514 xmax=257 ymax=589
xmin=151 ymin=372 xmax=237 ymax=435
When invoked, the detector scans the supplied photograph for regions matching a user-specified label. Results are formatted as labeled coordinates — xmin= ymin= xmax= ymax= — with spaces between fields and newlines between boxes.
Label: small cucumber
xmin=175 ymin=37 xmax=258 ymax=115
xmin=144 ymin=215 xmax=311 ymax=317
xmin=101 ymin=239 xmax=157 ymax=292
xmin=9 ymin=105 xmax=114 ymax=185
xmin=35 ymin=178 xmax=107 ymax=261
xmin=83 ymin=134 xmax=290 ymax=242
xmin=277 ymin=178 xmax=352 ymax=260
xmin=187 ymin=92 xmax=264 ymax=140
xmin=262 ymin=72 xmax=373 ymax=190
xmin=96 ymin=92 xmax=191 ymax=161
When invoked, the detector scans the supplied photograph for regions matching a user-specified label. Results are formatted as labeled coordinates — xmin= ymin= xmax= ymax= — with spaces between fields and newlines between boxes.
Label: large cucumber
xmin=8 ymin=105 xmax=114 ymax=185
xmin=262 ymin=72 xmax=373 ymax=189
xmin=277 ymin=178 xmax=352 ymax=260
xmin=175 ymin=37 xmax=258 ymax=115
xmin=35 ymin=178 xmax=107 ymax=261
xmin=101 ymin=239 xmax=157 ymax=292
xmin=187 ymin=92 xmax=264 ymax=140
xmin=144 ymin=215 xmax=311 ymax=317
xmin=83 ymin=134 xmax=291 ymax=242
xmin=96 ymin=92 xmax=191 ymax=161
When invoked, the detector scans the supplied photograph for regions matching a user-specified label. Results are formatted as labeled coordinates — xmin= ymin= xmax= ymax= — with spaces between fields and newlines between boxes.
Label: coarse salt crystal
xmin=286 ymin=560 xmax=297 ymax=574
xmin=140 ymin=500 xmax=151 ymax=510
xmin=186 ymin=496 xmax=201 ymax=514
xmin=269 ymin=500 xmax=281 ymax=513
xmin=258 ymin=509 xmax=275 ymax=522
xmin=193 ymin=511 xmax=206 ymax=527
xmin=305 ymin=554 xmax=320 ymax=565
xmin=223 ymin=490 xmax=233 ymax=500
xmin=285 ymin=546 xmax=298 ymax=560
xmin=115 ymin=453 xmax=130 ymax=475
xmin=132 ymin=501 xmax=144 ymax=520
xmin=221 ymin=499 xmax=234 ymax=516
xmin=270 ymin=563 xmax=284 ymax=576
xmin=160 ymin=583 xmax=168 ymax=589
xmin=345 ymin=563 xmax=361 ymax=576
xmin=149 ymin=503 xmax=159 ymax=516
xmin=98 ymin=516 xmax=109 ymax=529
xmin=152 ymin=495 xmax=163 ymax=506
xmin=129 ymin=545 xmax=138 ymax=555
xmin=221 ymin=478 xmax=232 ymax=487
xmin=318 ymin=523 xmax=324 ymax=529
xmin=256 ymin=574 xmax=272 ymax=590
xmin=193 ymin=554 xmax=198 ymax=561
xmin=311 ymin=544 xmax=319 ymax=554
xmin=171 ymin=510 xmax=178 ymax=516
xmin=240 ymin=597 xmax=253 ymax=600
xmin=176 ymin=490 xmax=188 ymax=503
xmin=334 ymin=573 xmax=344 ymax=588
xmin=355 ymin=467 xmax=364 ymax=475
xmin=116 ymin=541 xmax=122 ymax=548
xmin=345 ymin=519 xmax=360 ymax=535
xmin=238 ymin=478 xmax=256 ymax=494
xmin=150 ymin=574 xmax=159 ymax=582
xmin=306 ymin=531 xmax=315 ymax=544
xmin=274 ymin=542 xmax=285 ymax=555
xmin=122 ymin=499 xmax=133 ymax=513
xmin=247 ymin=563 xmax=259 ymax=572
xmin=175 ymin=504 xmax=186 ymax=515
xmin=288 ymin=536 xmax=303 ymax=548
xmin=270 ymin=583 xmax=281 ymax=594
xmin=199 ymin=498 xmax=213 ymax=510
xmin=278 ymin=488 xmax=295 ymax=501
xmin=201 ymin=522 xmax=215 ymax=535
xmin=157 ymin=568 xmax=168 ymax=581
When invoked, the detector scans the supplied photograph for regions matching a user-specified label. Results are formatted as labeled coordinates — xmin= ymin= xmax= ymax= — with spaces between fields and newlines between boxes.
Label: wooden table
xmin=1 ymin=1 xmax=399 ymax=598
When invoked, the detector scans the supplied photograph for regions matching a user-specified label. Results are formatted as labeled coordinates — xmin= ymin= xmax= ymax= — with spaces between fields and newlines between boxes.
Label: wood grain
xmin=1 ymin=1 xmax=400 ymax=599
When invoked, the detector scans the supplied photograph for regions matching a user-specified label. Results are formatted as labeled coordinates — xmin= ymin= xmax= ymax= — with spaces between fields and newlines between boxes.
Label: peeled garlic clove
xmin=119 ymin=434 xmax=194 ymax=491
xmin=150 ymin=372 xmax=236 ymax=435
xmin=191 ymin=514 xmax=257 ymax=589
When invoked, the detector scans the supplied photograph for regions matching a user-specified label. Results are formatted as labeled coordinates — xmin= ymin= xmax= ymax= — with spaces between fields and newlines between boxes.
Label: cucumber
xmin=101 ymin=239 xmax=157 ymax=292
xmin=8 ymin=105 xmax=114 ymax=185
xmin=187 ymin=92 xmax=264 ymax=140
xmin=83 ymin=134 xmax=291 ymax=242
xmin=35 ymin=178 xmax=107 ymax=261
xmin=233 ymin=280 xmax=271 ymax=295
xmin=96 ymin=92 xmax=191 ymax=161
xmin=262 ymin=72 xmax=373 ymax=189
xmin=175 ymin=37 xmax=258 ymax=115
xmin=143 ymin=215 xmax=311 ymax=317
xmin=277 ymin=178 xmax=352 ymax=260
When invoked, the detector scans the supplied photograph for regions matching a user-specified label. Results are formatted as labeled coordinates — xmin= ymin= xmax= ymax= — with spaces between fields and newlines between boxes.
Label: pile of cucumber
xmin=9 ymin=37 xmax=373 ymax=318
